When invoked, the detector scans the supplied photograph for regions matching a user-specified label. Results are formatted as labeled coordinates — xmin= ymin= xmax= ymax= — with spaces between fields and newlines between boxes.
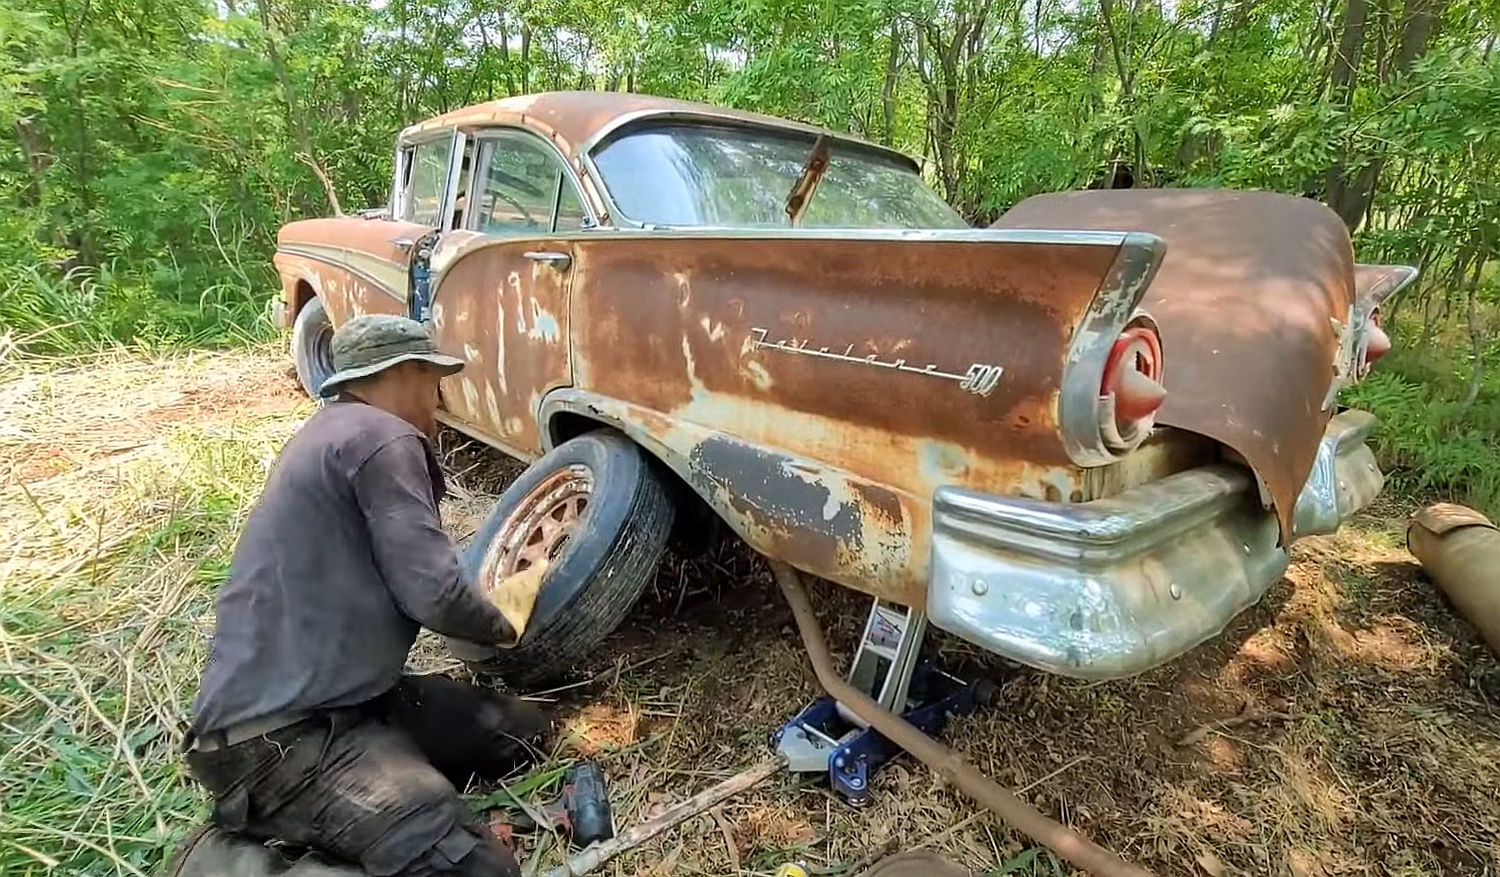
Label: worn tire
xmin=290 ymin=296 xmax=335 ymax=399
xmin=446 ymin=430 xmax=676 ymax=687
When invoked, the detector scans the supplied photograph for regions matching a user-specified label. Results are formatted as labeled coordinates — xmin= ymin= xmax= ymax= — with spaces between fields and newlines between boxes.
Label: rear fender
xmin=993 ymin=189 xmax=1381 ymax=539
xmin=539 ymin=388 xmax=930 ymax=606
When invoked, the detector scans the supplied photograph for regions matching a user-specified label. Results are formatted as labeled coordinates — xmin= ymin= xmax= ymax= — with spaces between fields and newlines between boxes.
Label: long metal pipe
xmin=1407 ymin=503 xmax=1500 ymax=658
xmin=770 ymin=561 xmax=1155 ymax=877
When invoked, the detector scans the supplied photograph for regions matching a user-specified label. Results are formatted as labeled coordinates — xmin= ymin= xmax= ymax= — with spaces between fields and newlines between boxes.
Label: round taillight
xmin=1359 ymin=310 xmax=1391 ymax=377
xmin=1098 ymin=321 xmax=1165 ymax=451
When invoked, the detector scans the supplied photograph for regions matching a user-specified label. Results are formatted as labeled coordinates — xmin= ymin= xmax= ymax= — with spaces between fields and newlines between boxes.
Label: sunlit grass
xmin=0 ymin=412 xmax=298 ymax=875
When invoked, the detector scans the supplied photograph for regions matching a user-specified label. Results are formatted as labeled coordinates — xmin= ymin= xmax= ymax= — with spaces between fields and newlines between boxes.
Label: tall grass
xmin=0 ymin=419 xmax=299 ymax=875
xmin=0 ymin=261 xmax=272 ymax=357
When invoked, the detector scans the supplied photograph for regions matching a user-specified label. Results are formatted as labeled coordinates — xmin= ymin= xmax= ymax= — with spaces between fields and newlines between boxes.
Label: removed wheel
xmin=446 ymin=430 xmax=676 ymax=687
xmin=290 ymin=296 xmax=335 ymax=398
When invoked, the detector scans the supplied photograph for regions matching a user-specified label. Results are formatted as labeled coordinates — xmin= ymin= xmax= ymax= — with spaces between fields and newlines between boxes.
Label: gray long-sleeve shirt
xmin=191 ymin=400 xmax=513 ymax=734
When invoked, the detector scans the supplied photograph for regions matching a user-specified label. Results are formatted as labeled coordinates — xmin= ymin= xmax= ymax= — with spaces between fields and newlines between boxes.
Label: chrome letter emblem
xmin=960 ymin=363 xmax=1004 ymax=396
xmin=750 ymin=328 xmax=1003 ymax=397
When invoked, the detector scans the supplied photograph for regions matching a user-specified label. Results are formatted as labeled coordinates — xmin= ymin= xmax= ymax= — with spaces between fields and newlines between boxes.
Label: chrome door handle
xmin=392 ymin=237 xmax=415 ymax=252
xmin=524 ymin=250 xmax=572 ymax=270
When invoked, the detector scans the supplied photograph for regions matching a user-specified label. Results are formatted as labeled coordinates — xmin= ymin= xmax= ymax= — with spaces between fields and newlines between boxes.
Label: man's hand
xmin=488 ymin=560 xmax=549 ymax=644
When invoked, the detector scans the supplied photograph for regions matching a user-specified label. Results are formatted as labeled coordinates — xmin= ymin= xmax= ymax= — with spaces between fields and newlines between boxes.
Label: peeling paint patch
xmin=504 ymin=416 xmax=525 ymax=436
xmin=509 ymin=273 xmax=526 ymax=333
xmin=853 ymin=483 xmax=904 ymax=528
xmin=688 ymin=435 xmax=863 ymax=572
xmin=743 ymin=360 xmax=773 ymax=391
xmin=681 ymin=336 xmax=704 ymax=396
xmin=528 ymin=300 xmax=561 ymax=342
xmin=493 ymin=295 xmax=508 ymax=394
xmin=485 ymin=383 xmax=501 ymax=430
xmin=460 ymin=377 xmax=480 ymax=417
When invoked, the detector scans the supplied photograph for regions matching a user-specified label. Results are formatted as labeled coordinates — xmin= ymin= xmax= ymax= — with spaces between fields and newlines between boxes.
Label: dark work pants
xmin=186 ymin=675 xmax=550 ymax=877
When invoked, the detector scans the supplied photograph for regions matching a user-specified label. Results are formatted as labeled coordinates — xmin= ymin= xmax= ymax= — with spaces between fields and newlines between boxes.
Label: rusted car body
xmin=271 ymin=91 xmax=1411 ymax=680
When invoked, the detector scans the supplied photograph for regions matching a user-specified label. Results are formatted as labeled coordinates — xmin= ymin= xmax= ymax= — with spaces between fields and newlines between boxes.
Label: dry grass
xmin=3 ymin=347 xmax=1500 ymax=876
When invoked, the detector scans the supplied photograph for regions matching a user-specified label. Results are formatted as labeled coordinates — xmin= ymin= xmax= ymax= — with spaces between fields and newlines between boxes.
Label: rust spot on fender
xmin=854 ymin=483 xmax=904 ymax=530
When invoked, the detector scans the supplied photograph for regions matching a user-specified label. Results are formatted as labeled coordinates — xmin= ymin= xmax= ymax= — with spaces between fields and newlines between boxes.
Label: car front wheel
xmin=290 ymin=296 xmax=335 ymax=399
xmin=445 ymin=430 xmax=676 ymax=687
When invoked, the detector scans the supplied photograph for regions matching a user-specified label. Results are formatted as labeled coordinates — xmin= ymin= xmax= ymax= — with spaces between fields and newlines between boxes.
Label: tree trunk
xmin=1325 ymin=0 xmax=1443 ymax=230
xmin=520 ymin=25 xmax=532 ymax=94
xmin=259 ymin=0 xmax=342 ymax=215
xmin=1395 ymin=0 xmax=1439 ymax=72
xmin=1099 ymin=0 xmax=1146 ymax=172
xmin=1329 ymin=0 xmax=1370 ymax=105
xmin=881 ymin=21 xmax=901 ymax=145
xmin=1459 ymin=255 xmax=1487 ymax=413
xmin=1324 ymin=0 xmax=1371 ymax=230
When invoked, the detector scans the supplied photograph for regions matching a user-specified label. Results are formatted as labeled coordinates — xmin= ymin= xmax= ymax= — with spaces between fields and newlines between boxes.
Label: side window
xmin=472 ymin=131 xmax=587 ymax=235
xmin=556 ymin=183 xmax=587 ymax=232
xmin=402 ymin=133 xmax=454 ymax=227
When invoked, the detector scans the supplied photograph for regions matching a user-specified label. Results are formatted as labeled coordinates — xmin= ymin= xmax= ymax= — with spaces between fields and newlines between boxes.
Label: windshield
xmin=592 ymin=123 xmax=969 ymax=229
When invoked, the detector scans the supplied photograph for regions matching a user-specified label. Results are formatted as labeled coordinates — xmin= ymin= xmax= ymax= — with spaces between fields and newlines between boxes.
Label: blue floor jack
xmin=772 ymin=599 xmax=995 ymax=806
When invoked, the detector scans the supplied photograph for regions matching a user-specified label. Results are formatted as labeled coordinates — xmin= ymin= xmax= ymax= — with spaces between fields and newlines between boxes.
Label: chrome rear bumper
xmin=926 ymin=410 xmax=1382 ymax=679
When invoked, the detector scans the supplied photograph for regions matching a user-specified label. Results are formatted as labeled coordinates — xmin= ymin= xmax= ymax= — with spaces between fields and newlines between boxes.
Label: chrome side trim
xmin=1291 ymin=409 xmax=1383 ymax=538
xmin=927 ymin=463 xmax=1287 ymax=680
xmin=277 ymin=244 xmax=406 ymax=304
xmin=1057 ymin=232 xmax=1168 ymax=468
xmin=507 ymin=226 xmax=1133 ymax=246
xmin=1354 ymin=263 xmax=1419 ymax=305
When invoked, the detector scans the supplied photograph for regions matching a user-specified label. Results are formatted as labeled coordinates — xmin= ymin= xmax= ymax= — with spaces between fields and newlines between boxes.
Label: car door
xmin=312 ymin=132 xmax=459 ymax=326
xmin=429 ymin=127 xmax=588 ymax=458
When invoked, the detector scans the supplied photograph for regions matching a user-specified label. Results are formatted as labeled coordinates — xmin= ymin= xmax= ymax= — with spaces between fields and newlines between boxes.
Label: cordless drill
xmin=492 ymin=760 xmax=614 ymax=850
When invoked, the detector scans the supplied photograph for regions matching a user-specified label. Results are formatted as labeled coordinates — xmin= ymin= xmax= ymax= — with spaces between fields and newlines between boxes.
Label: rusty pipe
xmin=1407 ymin=503 xmax=1500 ymax=659
xmin=770 ymin=561 xmax=1155 ymax=877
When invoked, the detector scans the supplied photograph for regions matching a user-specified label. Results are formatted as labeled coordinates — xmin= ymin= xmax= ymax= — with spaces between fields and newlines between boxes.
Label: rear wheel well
xmin=545 ymin=410 xmax=722 ymax=550
xmin=548 ymin=412 xmax=606 ymax=448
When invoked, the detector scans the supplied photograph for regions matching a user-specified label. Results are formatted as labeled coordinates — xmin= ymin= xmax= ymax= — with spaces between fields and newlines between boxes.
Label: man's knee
xmin=382 ymin=675 xmax=552 ymax=787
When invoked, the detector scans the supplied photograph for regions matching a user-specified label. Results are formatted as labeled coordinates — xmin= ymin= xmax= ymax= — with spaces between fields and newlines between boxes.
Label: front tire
xmin=290 ymin=296 xmax=335 ymax=399
xmin=446 ymin=431 xmax=676 ymax=687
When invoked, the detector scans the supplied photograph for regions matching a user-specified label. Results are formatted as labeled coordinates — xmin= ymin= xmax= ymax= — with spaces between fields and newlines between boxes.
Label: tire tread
xmin=463 ymin=434 xmax=675 ymax=687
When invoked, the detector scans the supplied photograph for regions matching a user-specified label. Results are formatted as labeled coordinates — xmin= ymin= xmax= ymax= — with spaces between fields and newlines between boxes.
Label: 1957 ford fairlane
xmin=270 ymin=91 xmax=1413 ymax=685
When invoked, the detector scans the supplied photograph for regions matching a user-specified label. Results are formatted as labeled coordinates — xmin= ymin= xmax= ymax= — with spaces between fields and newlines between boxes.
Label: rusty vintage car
xmin=270 ymin=91 xmax=1412 ymax=685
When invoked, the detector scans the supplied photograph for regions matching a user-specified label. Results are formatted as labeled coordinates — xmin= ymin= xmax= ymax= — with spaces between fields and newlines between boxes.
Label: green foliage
xmin=4 ymin=0 xmax=1498 ymax=354
xmin=1345 ymin=352 xmax=1500 ymax=515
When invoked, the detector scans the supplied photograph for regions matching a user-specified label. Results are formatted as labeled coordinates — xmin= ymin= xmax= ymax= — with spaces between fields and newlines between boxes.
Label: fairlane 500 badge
xmin=750 ymin=328 xmax=1003 ymax=396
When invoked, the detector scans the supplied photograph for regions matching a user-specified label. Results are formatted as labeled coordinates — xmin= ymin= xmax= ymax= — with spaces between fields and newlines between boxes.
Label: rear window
xmin=592 ymin=123 xmax=968 ymax=230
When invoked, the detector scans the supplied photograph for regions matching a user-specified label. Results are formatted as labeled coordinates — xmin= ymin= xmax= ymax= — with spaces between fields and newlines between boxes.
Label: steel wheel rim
xmin=482 ymin=464 xmax=594 ymax=591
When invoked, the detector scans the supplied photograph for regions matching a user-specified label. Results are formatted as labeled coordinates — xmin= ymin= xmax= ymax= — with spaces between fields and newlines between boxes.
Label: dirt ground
xmin=4 ymin=347 xmax=1499 ymax=877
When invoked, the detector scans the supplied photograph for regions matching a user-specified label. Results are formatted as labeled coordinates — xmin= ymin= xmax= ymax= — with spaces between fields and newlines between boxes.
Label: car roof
xmin=397 ymin=90 xmax=918 ymax=171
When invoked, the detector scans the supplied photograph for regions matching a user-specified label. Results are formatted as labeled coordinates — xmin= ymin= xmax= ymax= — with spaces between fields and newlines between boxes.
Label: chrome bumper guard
xmin=927 ymin=410 xmax=1382 ymax=680
xmin=1290 ymin=410 xmax=1383 ymax=538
